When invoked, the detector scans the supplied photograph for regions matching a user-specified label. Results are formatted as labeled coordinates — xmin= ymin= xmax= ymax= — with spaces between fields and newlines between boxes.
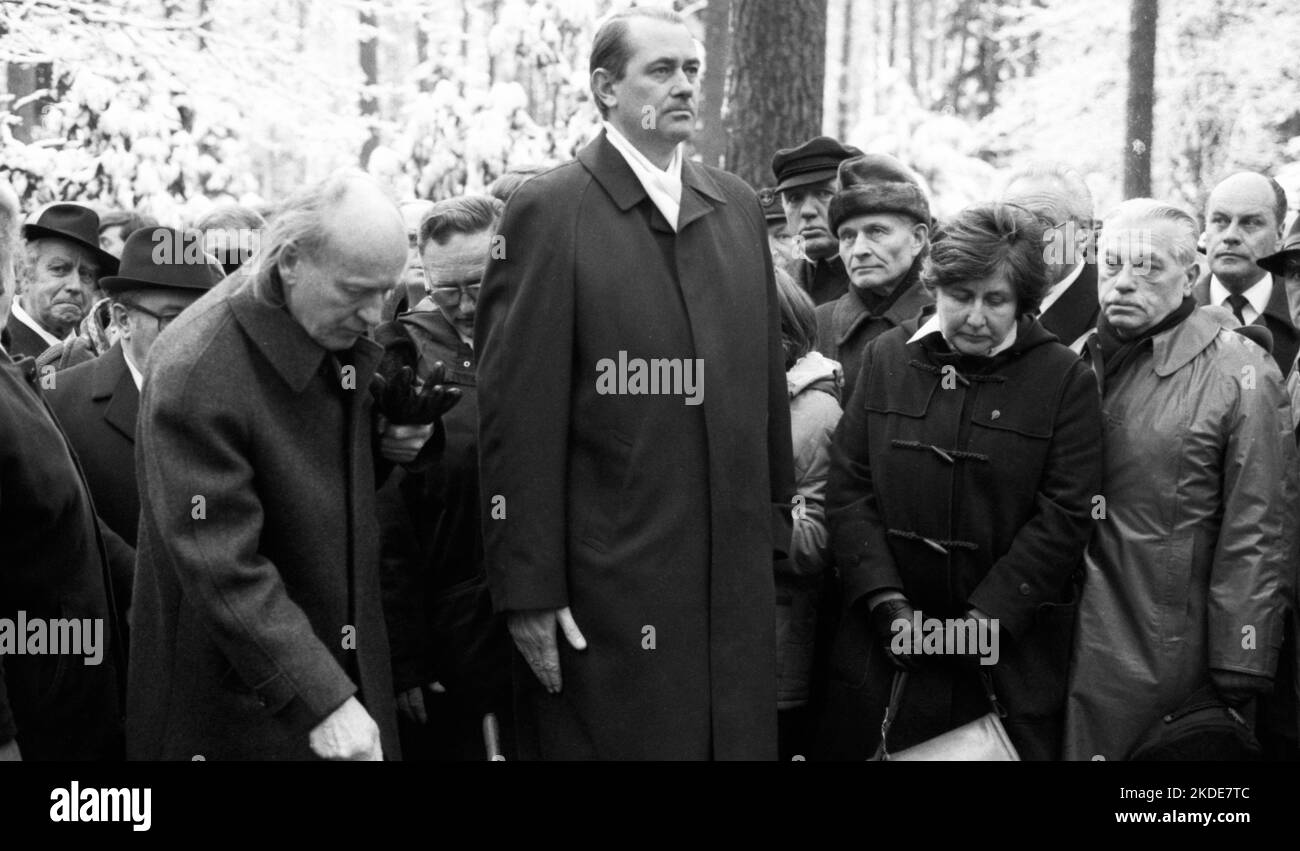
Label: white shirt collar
xmin=1209 ymin=274 xmax=1271 ymax=325
xmin=121 ymin=344 xmax=143 ymax=390
xmin=908 ymin=313 xmax=1018 ymax=356
xmin=11 ymin=300 xmax=62 ymax=348
xmin=602 ymin=121 xmax=684 ymax=231
xmin=1037 ymin=261 xmax=1086 ymax=315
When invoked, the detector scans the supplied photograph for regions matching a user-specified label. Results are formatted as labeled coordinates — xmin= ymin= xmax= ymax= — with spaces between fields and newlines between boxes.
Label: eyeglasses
xmin=123 ymin=302 xmax=183 ymax=330
xmin=429 ymin=283 xmax=480 ymax=307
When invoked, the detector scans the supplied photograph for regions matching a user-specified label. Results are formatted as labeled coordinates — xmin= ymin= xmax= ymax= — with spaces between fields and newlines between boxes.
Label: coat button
xmin=991 ymin=410 xmax=1001 ymax=420
xmin=1018 ymin=582 xmax=1031 ymax=595
xmin=463 ymin=361 xmax=471 ymax=367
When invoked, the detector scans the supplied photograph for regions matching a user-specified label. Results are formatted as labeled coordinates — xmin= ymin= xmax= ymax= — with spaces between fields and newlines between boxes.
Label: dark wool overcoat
xmin=127 ymin=276 xmax=399 ymax=761
xmin=814 ymin=317 xmax=1102 ymax=761
xmin=476 ymin=131 xmax=795 ymax=760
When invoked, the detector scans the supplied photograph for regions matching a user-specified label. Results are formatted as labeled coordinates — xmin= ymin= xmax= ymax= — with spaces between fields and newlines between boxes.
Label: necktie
xmin=1226 ymin=293 xmax=1250 ymax=326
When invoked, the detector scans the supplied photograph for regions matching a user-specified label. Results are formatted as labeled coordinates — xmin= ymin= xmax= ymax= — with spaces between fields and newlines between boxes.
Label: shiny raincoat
xmin=1065 ymin=308 xmax=1298 ymax=760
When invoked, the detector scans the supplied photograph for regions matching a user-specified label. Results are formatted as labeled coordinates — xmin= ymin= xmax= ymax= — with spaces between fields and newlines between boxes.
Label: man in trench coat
xmin=476 ymin=7 xmax=795 ymax=760
xmin=128 ymin=172 xmax=446 ymax=760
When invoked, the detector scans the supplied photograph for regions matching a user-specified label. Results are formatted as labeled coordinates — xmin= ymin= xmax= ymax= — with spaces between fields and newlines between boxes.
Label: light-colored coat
xmin=1065 ymin=308 xmax=1298 ymax=760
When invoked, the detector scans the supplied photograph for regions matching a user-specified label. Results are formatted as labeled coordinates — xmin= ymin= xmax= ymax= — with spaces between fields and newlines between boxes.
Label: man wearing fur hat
xmin=815 ymin=154 xmax=934 ymax=401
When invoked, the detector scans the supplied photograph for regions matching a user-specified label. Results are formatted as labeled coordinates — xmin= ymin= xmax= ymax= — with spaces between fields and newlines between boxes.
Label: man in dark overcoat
xmin=128 ymin=172 xmax=446 ymax=761
xmin=476 ymin=7 xmax=795 ymax=760
xmin=0 ymin=180 xmax=125 ymax=761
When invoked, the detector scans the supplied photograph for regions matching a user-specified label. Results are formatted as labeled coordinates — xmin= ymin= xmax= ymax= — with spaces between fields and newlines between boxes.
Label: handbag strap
xmin=871 ymin=666 xmax=1007 ymax=760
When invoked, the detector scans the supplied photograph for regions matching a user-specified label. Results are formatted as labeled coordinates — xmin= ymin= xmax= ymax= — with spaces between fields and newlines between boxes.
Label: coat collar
xmin=831 ymin=260 xmax=930 ymax=346
xmin=228 ymin=277 xmax=382 ymax=394
xmin=1193 ymin=267 xmax=1294 ymax=332
xmin=93 ymin=343 xmax=139 ymax=442
xmin=1149 ymin=305 xmax=1222 ymax=377
xmin=577 ymin=130 xmax=727 ymax=231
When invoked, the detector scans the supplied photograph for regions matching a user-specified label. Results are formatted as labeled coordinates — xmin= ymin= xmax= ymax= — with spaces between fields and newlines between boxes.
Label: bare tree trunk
xmin=1124 ymin=0 xmax=1158 ymax=198
xmin=725 ymin=0 xmax=827 ymax=189
xmin=696 ymin=0 xmax=732 ymax=169
xmin=906 ymin=0 xmax=918 ymax=95
xmin=838 ymin=0 xmax=853 ymax=140
xmin=359 ymin=6 xmax=380 ymax=167
xmin=888 ymin=0 xmax=897 ymax=67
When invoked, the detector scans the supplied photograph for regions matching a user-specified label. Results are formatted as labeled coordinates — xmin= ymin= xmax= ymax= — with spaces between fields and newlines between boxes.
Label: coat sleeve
xmin=783 ymin=393 xmax=842 ymax=579
xmin=826 ymin=339 xmax=903 ymax=609
xmin=137 ymin=363 xmax=358 ymax=733
xmin=1206 ymin=357 xmax=1296 ymax=678
xmin=475 ymin=179 xmax=576 ymax=613
xmin=968 ymin=360 xmax=1103 ymax=638
xmin=763 ymin=217 xmax=796 ymax=562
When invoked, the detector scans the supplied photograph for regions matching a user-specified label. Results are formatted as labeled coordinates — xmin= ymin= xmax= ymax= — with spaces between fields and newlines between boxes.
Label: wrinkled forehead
xmin=30 ymin=236 xmax=100 ymax=271
xmin=1098 ymin=217 xmax=1187 ymax=258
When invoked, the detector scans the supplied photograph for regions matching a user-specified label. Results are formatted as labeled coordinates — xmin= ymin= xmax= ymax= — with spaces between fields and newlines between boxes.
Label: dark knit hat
xmin=827 ymin=153 xmax=931 ymax=234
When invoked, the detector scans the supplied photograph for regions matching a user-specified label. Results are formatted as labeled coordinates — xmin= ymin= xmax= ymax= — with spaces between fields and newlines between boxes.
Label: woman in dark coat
xmin=813 ymin=203 xmax=1103 ymax=761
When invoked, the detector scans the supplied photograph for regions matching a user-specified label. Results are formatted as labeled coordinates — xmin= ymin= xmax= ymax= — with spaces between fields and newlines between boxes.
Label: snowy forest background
xmin=2 ymin=0 xmax=1297 ymax=224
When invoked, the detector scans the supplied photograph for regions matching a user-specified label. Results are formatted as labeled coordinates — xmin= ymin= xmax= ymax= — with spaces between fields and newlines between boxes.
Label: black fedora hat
xmin=1258 ymin=216 xmax=1300 ymax=276
xmin=22 ymin=202 xmax=120 ymax=277
xmin=99 ymin=227 xmax=224 ymax=295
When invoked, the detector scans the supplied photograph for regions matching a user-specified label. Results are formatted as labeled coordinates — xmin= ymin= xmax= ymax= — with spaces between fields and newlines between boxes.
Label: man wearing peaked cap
xmin=815 ymin=152 xmax=934 ymax=402
xmin=772 ymin=136 xmax=863 ymax=306
xmin=46 ymin=227 xmax=221 ymax=634
xmin=5 ymin=202 xmax=121 ymax=359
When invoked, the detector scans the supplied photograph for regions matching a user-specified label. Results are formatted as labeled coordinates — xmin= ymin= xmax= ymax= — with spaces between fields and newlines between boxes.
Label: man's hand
xmin=0 ymin=739 xmax=20 ymax=761
xmin=395 ymin=681 xmax=446 ymax=725
xmin=309 ymin=696 xmax=383 ymax=760
xmin=377 ymin=416 xmax=435 ymax=464
xmin=508 ymin=607 xmax=587 ymax=694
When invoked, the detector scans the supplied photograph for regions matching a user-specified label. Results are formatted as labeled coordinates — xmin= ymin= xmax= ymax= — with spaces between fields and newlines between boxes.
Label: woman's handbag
xmin=869 ymin=669 xmax=1020 ymax=761
xmin=1127 ymin=686 xmax=1263 ymax=761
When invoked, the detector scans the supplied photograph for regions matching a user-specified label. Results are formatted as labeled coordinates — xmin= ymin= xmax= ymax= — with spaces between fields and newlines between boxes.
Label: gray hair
xmin=1002 ymin=161 xmax=1095 ymax=226
xmin=249 ymin=169 xmax=391 ymax=305
xmin=1101 ymin=198 xmax=1200 ymax=267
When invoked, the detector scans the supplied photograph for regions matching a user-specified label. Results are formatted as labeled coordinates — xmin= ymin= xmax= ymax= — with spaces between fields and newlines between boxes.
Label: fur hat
xmin=828 ymin=154 xmax=931 ymax=234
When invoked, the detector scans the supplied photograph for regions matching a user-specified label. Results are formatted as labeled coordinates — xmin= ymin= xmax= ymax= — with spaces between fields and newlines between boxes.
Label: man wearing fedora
xmin=47 ymin=228 xmax=221 ymax=631
xmin=1 ymin=181 xmax=126 ymax=761
xmin=4 ymin=202 xmax=119 ymax=360
xmin=815 ymin=153 xmax=934 ymax=402
xmin=773 ymin=136 xmax=863 ymax=307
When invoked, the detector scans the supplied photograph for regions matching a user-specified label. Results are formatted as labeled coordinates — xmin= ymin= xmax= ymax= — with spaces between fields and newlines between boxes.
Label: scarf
xmin=1096 ymin=296 xmax=1197 ymax=381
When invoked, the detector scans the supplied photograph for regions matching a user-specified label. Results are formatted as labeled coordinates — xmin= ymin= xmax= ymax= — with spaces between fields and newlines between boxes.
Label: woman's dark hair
xmin=774 ymin=265 xmax=817 ymax=370
xmin=922 ymin=203 xmax=1050 ymax=317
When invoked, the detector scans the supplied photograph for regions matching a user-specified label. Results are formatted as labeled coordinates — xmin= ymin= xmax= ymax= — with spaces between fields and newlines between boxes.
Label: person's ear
xmin=110 ymin=302 xmax=131 ymax=338
xmin=591 ymin=68 xmax=618 ymax=116
xmin=911 ymin=222 xmax=930 ymax=252
xmin=278 ymin=245 xmax=301 ymax=288
xmin=1183 ymin=259 xmax=1199 ymax=295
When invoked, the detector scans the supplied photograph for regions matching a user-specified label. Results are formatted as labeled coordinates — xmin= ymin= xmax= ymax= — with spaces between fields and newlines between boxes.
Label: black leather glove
xmin=1210 ymin=668 xmax=1272 ymax=708
xmin=370 ymin=361 xmax=463 ymax=425
xmin=869 ymin=597 xmax=920 ymax=672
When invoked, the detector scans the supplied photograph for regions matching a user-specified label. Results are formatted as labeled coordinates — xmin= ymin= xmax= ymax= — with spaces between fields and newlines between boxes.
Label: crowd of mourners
xmin=1 ymin=6 xmax=1298 ymax=762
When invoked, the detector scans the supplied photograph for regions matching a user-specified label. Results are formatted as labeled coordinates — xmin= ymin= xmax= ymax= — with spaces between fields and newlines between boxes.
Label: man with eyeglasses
xmin=374 ymin=194 xmax=514 ymax=760
xmin=47 ymin=227 xmax=220 ymax=629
